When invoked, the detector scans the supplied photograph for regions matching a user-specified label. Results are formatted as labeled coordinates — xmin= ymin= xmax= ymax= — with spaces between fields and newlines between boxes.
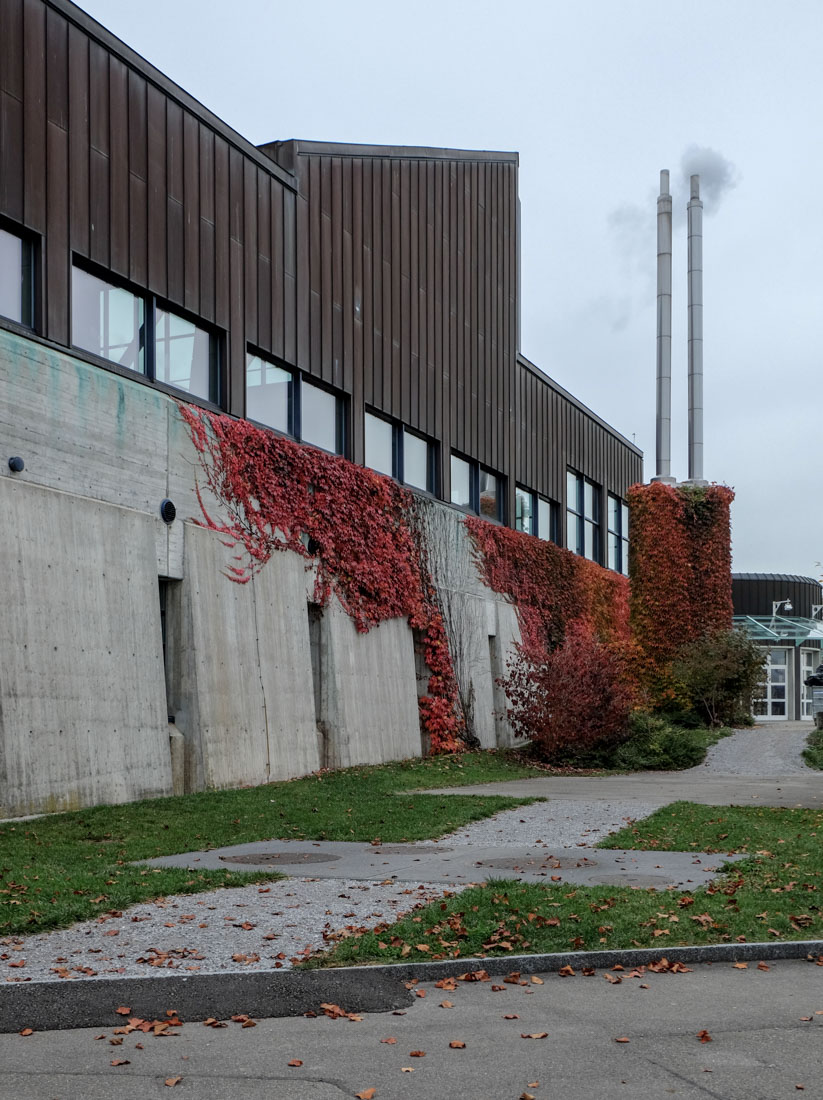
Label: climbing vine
xmin=179 ymin=405 xmax=463 ymax=753
xmin=628 ymin=481 xmax=734 ymax=674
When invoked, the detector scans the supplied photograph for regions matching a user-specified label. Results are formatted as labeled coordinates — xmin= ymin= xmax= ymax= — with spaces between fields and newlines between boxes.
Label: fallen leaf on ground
xmin=164 ymin=1078 xmax=182 ymax=1088
xmin=110 ymin=1059 xmax=130 ymax=1066
xmin=19 ymin=1028 xmax=33 ymax=1037
xmin=503 ymin=1014 xmax=519 ymax=1020
xmin=409 ymin=1050 xmax=426 ymax=1057
xmin=439 ymin=1001 xmax=453 ymax=1008
xmin=287 ymin=1059 xmax=303 ymax=1066
xmin=530 ymin=976 xmax=544 ymax=985
xmin=697 ymin=1030 xmax=712 ymax=1043
xmin=115 ymin=1007 xmax=131 ymax=1016
xmin=614 ymin=1037 xmax=630 ymax=1043
xmin=733 ymin=962 xmax=748 ymax=969
xmin=355 ymin=1089 xmax=377 ymax=1099
xmin=757 ymin=962 xmax=770 ymax=971
xmin=521 ymin=1032 xmax=548 ymax=1039
xmin=604 ymin=973 xmax=622 ymax=984
xmin=401 ymin=1067 xmax=414 ymax=1072
xmin=521 ymin=1094 xmax=536 ymax=1100
xmin=558 ymin=965 xmax=575 ymax=977
xmin=380 ymin=1038 xmax=397 ymax=1045
xmin=449 ymin=1040 xmax=466 ymax=1048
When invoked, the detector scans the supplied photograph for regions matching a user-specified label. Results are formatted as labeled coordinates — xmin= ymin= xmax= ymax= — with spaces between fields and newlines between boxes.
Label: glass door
xmin=752 ymin=648 xmax=792 ymax=719
xmin=801 ymin=649 xmax=821 ymax=720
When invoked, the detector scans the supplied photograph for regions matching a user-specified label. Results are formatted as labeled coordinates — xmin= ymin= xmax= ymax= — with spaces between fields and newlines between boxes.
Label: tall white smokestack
xmin=687 ymin=173 xmax=705 ymax=483
xmin=653 ymin=170 xmax=674 ymax=483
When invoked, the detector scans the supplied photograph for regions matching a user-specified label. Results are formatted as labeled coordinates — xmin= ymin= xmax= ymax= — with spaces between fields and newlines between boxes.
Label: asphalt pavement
xmin=2 ymin=956 xmax=822 ymax=1099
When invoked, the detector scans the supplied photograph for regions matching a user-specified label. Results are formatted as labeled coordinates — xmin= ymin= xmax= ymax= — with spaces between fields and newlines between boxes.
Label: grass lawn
xmin=310 ymin=801 xmax=823 ymax=967
xmin=802 ymin=727 xmax=823 ymax=770
xmin=0 ymin=751 xmax=542 ymax=936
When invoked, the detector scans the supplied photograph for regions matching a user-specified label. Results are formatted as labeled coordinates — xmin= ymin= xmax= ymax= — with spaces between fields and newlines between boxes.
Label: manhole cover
xmin=477 ymin=856 xmax=599 ymax=872
xmin=371 ymin=845 xmax=452 ymax=855
xmin=595 ymin=873 xmax=671 ymax=888
xmin=219 ymin=852 xmax=341 ymax=866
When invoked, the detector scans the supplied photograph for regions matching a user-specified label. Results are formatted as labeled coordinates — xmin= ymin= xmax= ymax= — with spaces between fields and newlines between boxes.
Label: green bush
xmin=669 ymin=629 xmax=765 ymax=727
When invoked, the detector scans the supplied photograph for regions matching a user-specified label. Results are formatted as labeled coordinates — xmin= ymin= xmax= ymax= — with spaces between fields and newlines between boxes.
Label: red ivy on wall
xmin=628 ymin=482 xmax=734 ymax=673
xmin=178 ymin=405 xmax=463 ymax=753
xmin=464 ymin=517 xmax=631 ymax=662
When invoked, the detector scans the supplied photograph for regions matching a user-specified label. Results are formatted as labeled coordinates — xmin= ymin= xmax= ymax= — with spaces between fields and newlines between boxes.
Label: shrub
xmin=669 ymin=629 xmax=765 ymax=727
xmin=503 ymin=623 xmax=635 ymax=761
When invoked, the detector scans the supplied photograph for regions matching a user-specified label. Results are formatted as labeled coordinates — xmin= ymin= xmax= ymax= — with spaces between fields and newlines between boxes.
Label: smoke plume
xmin=679 ymin=145 xmax=740 ymax=214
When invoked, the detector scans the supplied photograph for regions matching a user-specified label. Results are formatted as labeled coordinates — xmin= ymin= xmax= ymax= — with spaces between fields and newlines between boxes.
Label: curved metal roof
xmin=732 ymin=573 xmax=820 ymax=585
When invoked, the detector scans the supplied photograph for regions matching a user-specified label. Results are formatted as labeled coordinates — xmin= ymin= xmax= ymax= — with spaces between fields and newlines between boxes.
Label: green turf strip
xmin=0 ymin=751 xmax=542 ymax=935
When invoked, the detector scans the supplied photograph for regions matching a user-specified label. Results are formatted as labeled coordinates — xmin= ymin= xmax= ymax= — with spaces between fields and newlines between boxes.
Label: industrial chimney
xmin=686 ymin=174 xmax=707 ymax=484
xmin=652 ymin=170 xmax=675 ymax=484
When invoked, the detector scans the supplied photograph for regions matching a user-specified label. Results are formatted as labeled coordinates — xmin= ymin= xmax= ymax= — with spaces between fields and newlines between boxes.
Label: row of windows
xmin=0 ymin=226 xmax=629 ymax=570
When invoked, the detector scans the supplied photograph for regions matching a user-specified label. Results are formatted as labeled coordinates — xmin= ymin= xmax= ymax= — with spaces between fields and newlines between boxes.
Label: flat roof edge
xmin=262 ymin=139 xmax=519 ymax=165
xmin=517 ymin=354 xmax=643 ymax=457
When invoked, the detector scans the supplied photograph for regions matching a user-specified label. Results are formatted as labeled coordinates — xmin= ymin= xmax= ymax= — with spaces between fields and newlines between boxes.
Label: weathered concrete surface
xmin=318 ymin=597 xmax=422 ymax=769
xmin=171 ymin=523 xmax=320 ymax=791
xmin=144 ymin=836 xmax=746 ymax=890
xmin=0 ymin=477 xmax=173 ymax=816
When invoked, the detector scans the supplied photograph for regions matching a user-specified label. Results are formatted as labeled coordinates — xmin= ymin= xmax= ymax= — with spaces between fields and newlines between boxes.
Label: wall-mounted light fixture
xmin=770 ymin=599 xmax=793 ymax=630
xmin=7 ymin=457 xmax=24 ymax=473
xmin=160 ymin=499 xmax=176 ymax=524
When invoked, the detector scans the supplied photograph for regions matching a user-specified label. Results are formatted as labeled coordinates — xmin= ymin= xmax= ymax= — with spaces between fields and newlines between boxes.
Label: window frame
xmin=566 ymin=469 xmax=602 ymax=563
xmin=607 ymin=492 xmax=630 ymax=575
xmin=450 ymin=452 xmax=504 ymax=522
xmin=70 ymin=259 xmax=222 ymax=406
xmin=0 ymin=220 xmax=36 ymax=330
xmin=244 ymin=346 xmax=346 ymax=456
xmin=363 ymin=409 xmax=437 ymax=493
xmin=516 ymin=485 xmax=560 ymax=542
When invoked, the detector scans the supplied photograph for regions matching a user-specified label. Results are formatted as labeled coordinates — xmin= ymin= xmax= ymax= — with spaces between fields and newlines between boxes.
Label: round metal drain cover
xmin=595 ymin=873 xmax=669 ymax=888
xmin=371 ymin=845 xmax=452 ymax=855
xmin=477 ymin=856 xmax=599 ymax=872
xmin=219 ymin=851 xmax=341 ymax=866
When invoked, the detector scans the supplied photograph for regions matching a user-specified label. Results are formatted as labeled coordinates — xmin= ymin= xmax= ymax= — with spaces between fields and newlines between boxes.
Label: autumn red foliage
xmin=628 ymin=482 xmax=734 ymax=673
xmin=465 ymin=518 xmax=634 ymax=756
xmin=504 ymin=620 xmax=636 ymax=755
xmin=179 ymin=405 xmax=463 ymax=752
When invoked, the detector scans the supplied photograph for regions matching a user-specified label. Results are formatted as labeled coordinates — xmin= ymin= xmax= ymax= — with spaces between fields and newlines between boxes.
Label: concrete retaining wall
xmin=0 ymin=329 xmax=523 ymax=817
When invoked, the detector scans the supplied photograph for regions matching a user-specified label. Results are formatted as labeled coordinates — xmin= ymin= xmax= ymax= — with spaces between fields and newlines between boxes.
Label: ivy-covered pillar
xmin=627 ymin=482 xmax=734 ymax=673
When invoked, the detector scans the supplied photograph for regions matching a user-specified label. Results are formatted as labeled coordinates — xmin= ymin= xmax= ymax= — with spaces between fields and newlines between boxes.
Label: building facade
xmin=0 ymin=0 xmax=642 ymax=816
xmin=733 ymin=574 xmax=823 ymax=721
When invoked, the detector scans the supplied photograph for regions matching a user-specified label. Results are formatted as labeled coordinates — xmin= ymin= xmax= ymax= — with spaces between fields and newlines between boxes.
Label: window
xmin=246 ymin=354 xmax=291 ymax=434
xmin=71 ymin=263 xmax=219 ymax=403
xmin=301 ymin=380 xmax=340 ymax=452
xmin=566 ymin=470 xmax=601 ymax=562
xmin=451 ymin=454 xmax=503 ymax=521
xmin=607 ymin=494 xmax=630 ymax=575
xmin=515 ymin=487 xmax=533 ymax=534
xmin=516 ymin=487 xmax=559 ymax=541
xmin=245 ymin=350 xmax=344 ymax=454
xmin=0 ymin=226 xmax=34 ymax=326
xmin=364 ymin=411 xmax=435 ymax=491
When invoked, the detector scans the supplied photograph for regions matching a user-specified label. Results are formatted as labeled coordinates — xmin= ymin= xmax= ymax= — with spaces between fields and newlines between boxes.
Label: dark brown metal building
xmin=0 ymin=0 xmax=642 ymax=567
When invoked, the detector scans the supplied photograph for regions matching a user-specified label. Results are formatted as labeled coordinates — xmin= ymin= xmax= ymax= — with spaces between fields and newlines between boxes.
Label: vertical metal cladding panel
xmin=108 ymin=55 xmax=129 ymax=280
xmin=0 ymin=0 xmax=25 ymax=224
xmin=197 ymin=123 xmax=215 ymax=325
xmin=23 ymin=0 xmax=47 ymax=235
xmin=165 ymin=100 xmax=184 ymax=305
xmin=182 ymin=110 xmax=200 ymax=316
xmin=128 ymin=69 xmax=148 ymax=288
xmin=256 ymin=171 xmax=271 ymax=355
xmin=44 ymin=6 xmax=69 ymax=343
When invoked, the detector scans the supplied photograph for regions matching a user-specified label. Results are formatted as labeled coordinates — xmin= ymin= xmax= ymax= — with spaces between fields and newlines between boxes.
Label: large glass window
xmin=567 ymin=471 xmax=601 ymax=563
xmin=450 ymin=455 xmax=473 ymax=510
xmin=537 ymin=497 xmax=559 ymax=543
xmin=72 ymin=266 xmax=144 ymax=374
xmin=479 ymin=469 xmax=500 ymax=520
xmin=246 ymin=354 xmax=291 ymax=433
xmin=607 ymin=494 xmax=630 ymax=575
xmin=515 ymin=487 xmax=533 ymax=534
xmin=364 ymin=412 xmax=394 ymax=476
xmin=0 ymin=227 xmax=33 ymax=326
xmin=403 ymin=430 xmax=431 ymax=492
xmin=155 ymin=308 xmax=212 ymax=400
xmin=301 ymin=380 xmax=339 ymax=452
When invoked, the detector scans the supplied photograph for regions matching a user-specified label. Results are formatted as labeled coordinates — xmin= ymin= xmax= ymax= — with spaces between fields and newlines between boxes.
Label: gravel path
xmin=2 ymin=722 xmax=813 ymax=984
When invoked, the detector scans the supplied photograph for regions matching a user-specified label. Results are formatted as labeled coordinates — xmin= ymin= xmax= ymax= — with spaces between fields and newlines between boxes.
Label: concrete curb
xmin=2 ymin=940 xmax=822 ymax=1034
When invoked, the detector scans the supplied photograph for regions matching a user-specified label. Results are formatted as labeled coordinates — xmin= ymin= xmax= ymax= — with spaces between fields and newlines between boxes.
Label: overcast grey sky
xmin=78 ymin=0 xmax=823 ymax=582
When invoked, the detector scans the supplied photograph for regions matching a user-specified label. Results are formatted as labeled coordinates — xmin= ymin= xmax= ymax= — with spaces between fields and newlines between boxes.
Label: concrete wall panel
xmin=319 ymin=598 xmax=422 ymax=769
xmin=176 ymin=524 xmax=320 ymax=791
xmin=0 ymin=478 xmax=173 ymax=816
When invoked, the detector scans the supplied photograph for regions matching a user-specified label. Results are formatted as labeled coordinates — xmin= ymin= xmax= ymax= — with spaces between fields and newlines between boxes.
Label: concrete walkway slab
xmin=144 ymin=838 xmax=746 ymax=890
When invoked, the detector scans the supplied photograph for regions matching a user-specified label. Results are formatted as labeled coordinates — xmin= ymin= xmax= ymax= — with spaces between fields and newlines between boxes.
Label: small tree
xmin=670 ymin=629 xmax=765 ymax=727
xmin=502 ymin=622 xmax=636 ymax=760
